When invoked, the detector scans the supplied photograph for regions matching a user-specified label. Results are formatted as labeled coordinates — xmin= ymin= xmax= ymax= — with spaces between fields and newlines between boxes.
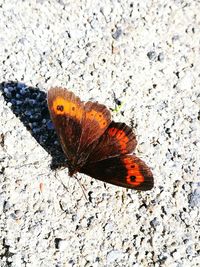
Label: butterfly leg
xmin=74 ymin=174 xmax=88 ymax=201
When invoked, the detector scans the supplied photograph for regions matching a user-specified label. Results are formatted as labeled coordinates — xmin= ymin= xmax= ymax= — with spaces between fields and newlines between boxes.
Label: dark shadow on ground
xmin=0 ymin=81 xmax=66 ymax=169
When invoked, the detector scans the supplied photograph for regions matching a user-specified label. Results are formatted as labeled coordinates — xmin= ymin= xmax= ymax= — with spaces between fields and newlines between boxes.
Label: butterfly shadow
xmin=0 ymin=81 xmax=66 ymax=169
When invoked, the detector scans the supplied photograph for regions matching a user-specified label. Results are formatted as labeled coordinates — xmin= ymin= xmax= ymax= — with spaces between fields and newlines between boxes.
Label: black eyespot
xmin=57 ymin=105 xmax=64 ymax=111
xmin=130 ymin=175 xmax=136 ymax=182
xmin=131 ymin=165 xmax=135 ymax=168
xmin=72 ymin=106 xmax=75 ymax=111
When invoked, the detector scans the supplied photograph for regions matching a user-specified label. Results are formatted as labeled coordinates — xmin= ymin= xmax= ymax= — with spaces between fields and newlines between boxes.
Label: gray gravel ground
xmin=0 ymin=1 xmax=200 ymax=266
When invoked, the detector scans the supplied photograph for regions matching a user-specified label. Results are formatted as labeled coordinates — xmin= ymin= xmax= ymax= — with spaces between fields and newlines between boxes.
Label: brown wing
xmin=86 ymin=122 xmax=137 ymax=163
xmin=47 ymin=87 xmax=84 ymax=161
xmin=77 ymin=101 xmax=111 ymax=155
xmin=80 ymin=155 xmax=154 ymax=191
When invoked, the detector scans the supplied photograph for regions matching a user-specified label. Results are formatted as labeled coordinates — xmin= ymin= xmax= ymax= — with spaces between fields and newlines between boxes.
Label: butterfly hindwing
xmin=87 ymin=122 xmax=137 ymax=162
xmin=80 ymin=155 xmax=153 ymax=191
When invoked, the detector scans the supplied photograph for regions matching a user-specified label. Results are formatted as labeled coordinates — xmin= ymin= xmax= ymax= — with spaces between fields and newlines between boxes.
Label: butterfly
xmin=47 ymin=87 xmax=153 ymax=191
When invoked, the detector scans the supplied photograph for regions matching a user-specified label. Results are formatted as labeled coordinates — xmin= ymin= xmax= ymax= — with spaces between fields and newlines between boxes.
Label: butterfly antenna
xmin=7 ymin=160 xmax=41 ymax=169
xmin=6 ymin=159 xmax=51 ymax=179
xmin=74 ymin=174 xmax=88 ymax=201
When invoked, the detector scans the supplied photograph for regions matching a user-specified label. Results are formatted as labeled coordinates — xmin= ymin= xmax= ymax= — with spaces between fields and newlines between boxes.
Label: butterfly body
xmin=48 ymin=87 xmax=153 ymax=191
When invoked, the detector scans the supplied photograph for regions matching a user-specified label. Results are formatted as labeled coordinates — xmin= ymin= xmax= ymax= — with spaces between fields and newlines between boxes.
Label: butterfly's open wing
xmin=47 ymin=87 xmax=84 ymax=161
xmin=80 ymin=155 xmax=153 ymax=190
xmin=86 ymin=122 xmax=137 ymax=162
xmin=77 ymin=100 xmax=111 ymax=155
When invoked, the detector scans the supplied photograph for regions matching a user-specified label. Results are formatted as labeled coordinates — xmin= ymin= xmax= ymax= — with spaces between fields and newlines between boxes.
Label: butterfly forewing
xmin=77 ymin=101 xmax=111 ymax=154
xmin=47 ymin=87 xmax=84 ymax=160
